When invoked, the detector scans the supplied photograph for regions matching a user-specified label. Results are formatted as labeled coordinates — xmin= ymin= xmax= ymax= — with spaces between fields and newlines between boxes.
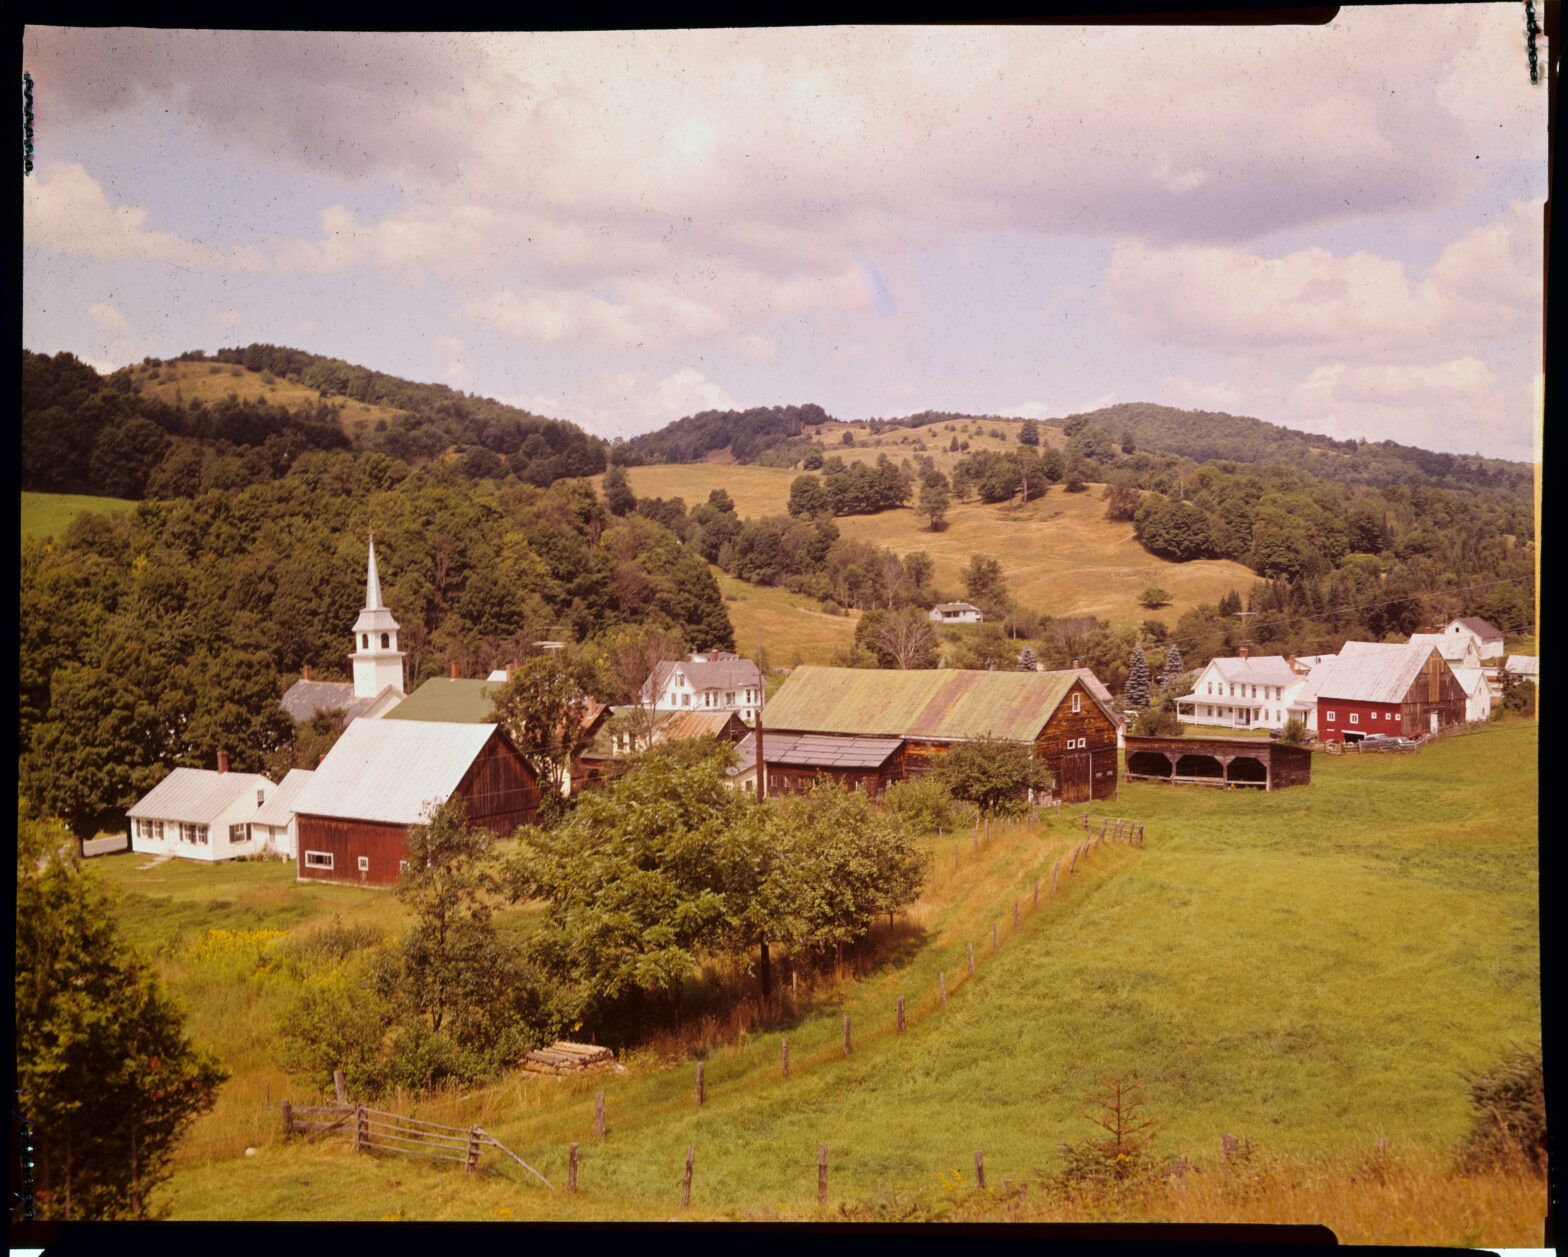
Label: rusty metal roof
xmin=656 ymin=710 xmax=746 ymax=742
xmin=762 ymin=666 xmax=1099 ymax=742
xmin=761 ymin=732 xmax=904 ymax=769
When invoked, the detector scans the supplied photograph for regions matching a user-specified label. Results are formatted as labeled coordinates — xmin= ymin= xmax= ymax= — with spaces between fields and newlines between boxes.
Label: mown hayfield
xmin=717 ymin=573 xmax=858 ymax=667
xmin=110 ymin=721 xmax=1539 ymax=1239
xmin=128 ymin=359 xmax=404 ymax=438
xmin=21 ymin=490 xmax=137 ymax=541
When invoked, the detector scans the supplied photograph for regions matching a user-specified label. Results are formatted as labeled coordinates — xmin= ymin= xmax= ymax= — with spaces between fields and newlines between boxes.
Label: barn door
xmin=1061 ymin=752 xmax=1092 ymax=804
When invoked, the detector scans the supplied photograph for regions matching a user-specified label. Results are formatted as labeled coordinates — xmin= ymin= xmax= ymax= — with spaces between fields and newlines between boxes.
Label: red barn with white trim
xmin=1313 ymin=642 xmax=1467 ymax=744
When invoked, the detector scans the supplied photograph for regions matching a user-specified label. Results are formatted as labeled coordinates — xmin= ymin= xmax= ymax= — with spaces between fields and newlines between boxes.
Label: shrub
xmin=1277 ymin=717 xmax=1312 ymax=747
xmin=1456 ymin=1044 xmax=1545 ymax=1175
xmin=882 ymin=776 xmax=959 ymax=832
xmin=1057 ymin=1073 xmax=1163 ymax=1187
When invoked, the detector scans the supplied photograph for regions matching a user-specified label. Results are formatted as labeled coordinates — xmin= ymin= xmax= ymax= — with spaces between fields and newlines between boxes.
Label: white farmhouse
xmin=249 ymin=767 xmax=315 ymax=859
xmin=928 ymin=602 xmax=983 ymax=624
xmin=1449 ymin=668 xmax=1493 ymax=724
xmin=1175 ymin=649 xmax=1319 ymax=731
xmin=641 ymin=652 xmax=766 ymax=723
xmin=1443 ymin=617 xmax=1506 ymax=662
xmin=128 ymin=753 xmax=274 ymax=863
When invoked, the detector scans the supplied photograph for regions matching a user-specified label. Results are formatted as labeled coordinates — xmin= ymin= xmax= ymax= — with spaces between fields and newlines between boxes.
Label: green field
xmin=615 ymin=464 xmax=1256 ymax=626
xmin=21 ymin=491 xmax=137 ymax=541
xmin=718 ymin=572 xmax=858 ymax=666
xmin=88 ymin=722 xmax=1539 ymax=1236
xmin=129 ymin=359 xmax=404 ymax=439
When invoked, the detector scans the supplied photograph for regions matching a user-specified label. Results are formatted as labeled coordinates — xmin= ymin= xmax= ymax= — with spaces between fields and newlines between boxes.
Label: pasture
xmin=92 ymin=722 xmax=1540 ymax=1239
xmin=128 ymin=359 xmax=404 ymax=438
xmin=21 ymin=491 xmax=137 ymax=542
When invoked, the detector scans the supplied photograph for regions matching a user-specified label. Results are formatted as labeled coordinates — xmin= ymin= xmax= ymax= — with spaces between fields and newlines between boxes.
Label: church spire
xmin=365 ymin=533 xmax=386 ymax=611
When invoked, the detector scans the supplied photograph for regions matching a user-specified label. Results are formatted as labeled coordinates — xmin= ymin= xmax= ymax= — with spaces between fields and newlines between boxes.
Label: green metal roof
xmin=382 ymin=677 xmax=498 ymax=724
xmin=762 ymin=666 xmax=1085 ymax=742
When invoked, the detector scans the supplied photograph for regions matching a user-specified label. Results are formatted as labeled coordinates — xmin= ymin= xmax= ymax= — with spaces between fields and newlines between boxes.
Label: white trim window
xmin=1071 ymin=694 xmax=1081 ymax=714
xmin=1326 ymin=711 xmax=1336 ymax=722
xmin=304 ymin=850 xmax=334 ymax=869
xmin=229 ymin=823 xmax=250 ymax=844
xmin=1349 ymin=713 xmax=1359 ymax=724
xmin=357 ymin=856 xmax=370 ymax=872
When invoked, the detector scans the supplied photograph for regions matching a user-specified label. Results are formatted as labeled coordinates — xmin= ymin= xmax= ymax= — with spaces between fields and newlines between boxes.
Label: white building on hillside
xmin=1444 ymin=617 xmax=1506 ymax=662
xmin=1175 ymin=649 xmax=1323 ymax=731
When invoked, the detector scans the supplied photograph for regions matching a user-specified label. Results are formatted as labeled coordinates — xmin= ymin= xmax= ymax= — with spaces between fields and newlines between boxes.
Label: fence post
xmin=281 ymin=1099 xmax=292 ymax=1136
xmin=818 ymin=1144 xmax=828 ymax=1206
xmin=594 ymin=1092 xmax=606 ymax=1137
xmin=939 ymin=971 xmax=947 ymax=1006
xmin=843 ymin=1015 xmax=852 ymax=1056
xmin=333 ymin=1069 xmax=347 ymax=1107
xmin=1052 ymin=859 xmax=1060 ymax=892
xmin=897 ymin=996 xmax=906 ymax=1033
xmin=682 ymin=1145 xmax=694 ymax=1208
xmin=568 ymin=1142 xmax=578 ymax=1194
xmin=695 ymin=1062 xmax=705 ymax=1107
xmin=955 ymin=843 xmax=960 ymax=871
xmin=1221 ymin=1132 xmax=1238 ymax=1167
xmin=967 ymin=941 xmax=975 ymax=975
xmin=1377 ymin=1136 xmax=1388 ymax=1160
xmin=782 ymin=1038 xmax=790 ymax=1080
xmin=1014 ymin=899 xmax=1020 ymax=929
xmin=354 ymin=1105 xmax=367 ymax=1154
xmin=974 ymin=1149 xmax=986 ymax=1189
xmin=992 ymin=921 xmax=999 ymax=953
xmin=1034 ymin=878 xmax=1039 ymax=909
xmin=265 ymin=1082 xmax=270 ymax=1108
xmin=465 ymin=1125 xmax=481 ymax=1173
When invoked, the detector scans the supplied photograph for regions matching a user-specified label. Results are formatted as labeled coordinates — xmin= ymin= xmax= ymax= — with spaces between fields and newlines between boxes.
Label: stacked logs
xmin=521 ymin=1041 xmax=618 ymax=1076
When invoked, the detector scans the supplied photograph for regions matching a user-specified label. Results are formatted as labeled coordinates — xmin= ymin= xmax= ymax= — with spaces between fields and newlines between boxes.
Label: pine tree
xmin=1017 ymin=645 xmax=1038 ymax=672
xmin=1125 ymin=643 xmax=1151 ymax=708
xmin=1159 ymin=643 xmax=1183 ymax=693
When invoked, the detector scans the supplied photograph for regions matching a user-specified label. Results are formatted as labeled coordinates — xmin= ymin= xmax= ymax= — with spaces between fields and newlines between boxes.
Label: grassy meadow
xmin=719 ymin=573 xmax=858 ymax=666
xmin=127 ymin=358 xmax=405 ymax=439
xmin=21 ymin=491 xmax=137 ymax=542
xmin=89 ymin=721 xmax=1540 ymax=1239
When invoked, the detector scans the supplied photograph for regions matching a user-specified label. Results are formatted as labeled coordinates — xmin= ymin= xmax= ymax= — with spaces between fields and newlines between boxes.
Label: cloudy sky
xmin=23 ymin=11 xmax=1547 ymax=460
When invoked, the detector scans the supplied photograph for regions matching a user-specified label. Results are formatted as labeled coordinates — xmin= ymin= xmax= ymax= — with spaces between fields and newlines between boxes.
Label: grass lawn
xmin=21 ymin=491 xmax=137 ymax=541
xmin=124 ymin=721 xmax=1539 ymax=1238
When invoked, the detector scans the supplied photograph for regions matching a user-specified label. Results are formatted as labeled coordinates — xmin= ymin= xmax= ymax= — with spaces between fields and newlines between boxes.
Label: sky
xmin=22 ymin=11 xmax=1548 ymax=461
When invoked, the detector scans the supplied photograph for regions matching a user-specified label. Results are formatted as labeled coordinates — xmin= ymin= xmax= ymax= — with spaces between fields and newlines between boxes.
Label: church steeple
xmin=350 ymin=534 xmax=405 ymax=699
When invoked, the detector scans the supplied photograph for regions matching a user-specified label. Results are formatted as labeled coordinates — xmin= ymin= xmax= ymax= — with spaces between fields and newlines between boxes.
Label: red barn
xmin=1313 ymin=642 xmax=1468 ymax=744
xmin=291 ymin=719 xmax=539 ymax=887
xmin=758 ymin=666 xmax=1120 ymax=804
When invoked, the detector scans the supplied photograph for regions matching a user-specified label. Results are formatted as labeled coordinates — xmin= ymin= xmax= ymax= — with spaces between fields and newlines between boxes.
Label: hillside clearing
xmin=21 ymin=491 xmax=137 ymax=541
xmin=90 ymin=722 xmax=1539 ymax=1238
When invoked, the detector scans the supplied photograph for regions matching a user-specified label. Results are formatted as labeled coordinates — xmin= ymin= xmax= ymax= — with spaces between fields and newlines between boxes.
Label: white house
xmin=1450 ymin=668 xmax=1493 ymax=724
xmin=1443 ymin=617 xmax=1506 ymax=662
xmin=1504 ymin=655 xmax=1539 ymax=684
xmin=128 ymin=754 xmax=275 ymax=863
xmin=249 ymin=767 xmax=315 ymax=859
xmin=642 ymin=652 xmax=765 ymax=723
xmin=1408 ymin=631 xmax=1481 ymax=670
xmin=1175 ymin=649 xmax=1317 ymax=731
xmin=928 ymin=602 xmax=983 ymax=624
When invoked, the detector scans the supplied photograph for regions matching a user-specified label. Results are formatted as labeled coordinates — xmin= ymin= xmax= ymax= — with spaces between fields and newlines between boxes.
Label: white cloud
xmin=510 ymin=366 xmax=740 ymax=438
xmin=25 ymin=163 xmax=225 ymax=267
xmin=216 ymin=308 xmax=244 ymax=330
xmin=1160 ymin=376 xmax=1244 ymax=413
xmin=430 ymin=336 xmax=474 ymax=387
xmin=88 ymin=301 xmax=128 ymax=338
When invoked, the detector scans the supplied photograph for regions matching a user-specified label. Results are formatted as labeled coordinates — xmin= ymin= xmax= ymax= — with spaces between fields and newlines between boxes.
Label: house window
xmin=198 ymin=826 xmax=209 ymax=844
xmin=726 ymin=692 xmax=735 ymax=705
xmin=1207 ymin=682 xmax=1213 ymax=694
xmin=257 ymin=789 xmax=265 ymax=806
xmin=682 ymin=694 xmax=690 ymax=706
xmin=1326 ymin=711 xmax=1335 ymax=722
xmin=229 ymin=823 xmax=249 ymax=844
xmin=358 ymin=856 xmax=370 ymax=872
xmin=1349 ymin=713 xmax=1359 ymax=724
xmin=304 ymin=851 xmax=334 ymax=869
xmin=153 ymin=820 xmax=164 ymax=841
xmin=1071 ymin=694 xmax=1081 ymax=713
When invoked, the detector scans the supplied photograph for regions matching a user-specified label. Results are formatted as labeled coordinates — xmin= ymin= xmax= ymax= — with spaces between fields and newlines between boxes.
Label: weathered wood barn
xmin=758 ymin=666 xmax=1120 ymax=803
xmin=1124 ymin=734 xmax=1313 ymax=790
xmin=1312 ymin=642 xmax=1467 ymax=744
xmin=291 ymin=719 xmax=539 ymax=887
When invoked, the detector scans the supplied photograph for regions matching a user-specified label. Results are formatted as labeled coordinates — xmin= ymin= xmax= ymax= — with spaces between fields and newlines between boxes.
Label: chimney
xmin=507 ymin=659 xmax=521 ymax=681
xmin=450 ymin=660 xmax=460 ymax=680
xmin=1239 ymin=645 xmax=1249 ymax=660
xmin=302 ymin=664 xmax=313 ymax=682
xmin=217 ymin=750 xmax=229 ymax=774
xmin=1288 ymin=653 xmax=1297 ymax=672
xmin=1071 ymin=659 xmax=1079 ymax=670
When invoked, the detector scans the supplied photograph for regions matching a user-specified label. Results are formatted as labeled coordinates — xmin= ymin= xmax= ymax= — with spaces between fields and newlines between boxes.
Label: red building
xmin=1313 ymin=642 xmax=1467 ymax=744
xmin=291 ymin=718 xmax=539 ymax=887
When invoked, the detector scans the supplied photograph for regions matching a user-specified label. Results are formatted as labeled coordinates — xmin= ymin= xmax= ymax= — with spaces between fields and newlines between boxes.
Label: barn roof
xmin=292 ymin=720 xmax=504 ymax=825
xmin=1449 ymin=667 xmax=1490 ymax=697
xmin=761 ymin=732 xmax=905 ymax=769
xmin=1315 ymin=642 xmax=1445 ymax=704
xmin=761 ymin=665 xmax=1103 ymax=742
xmin=1504 ymin=655 xmax=1538 ymax=676
xmin=252 ymin=769 xmax=316 ymax=826
xmin=382 ymin=677 xmax=498 ymax=723
xmin=280 ymin=678 xmax=379 ymax=725
xmin=656 ymin=709 xmax=747 ymax=742
xmin=128 ymin=767 xmax=274 ymax=823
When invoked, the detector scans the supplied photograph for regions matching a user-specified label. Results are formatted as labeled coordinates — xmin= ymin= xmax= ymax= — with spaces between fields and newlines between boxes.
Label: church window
xmin=381 ymin=633 xmax=390 ymax=649
xmin=361 ymin=634 xmax=369 ymax=650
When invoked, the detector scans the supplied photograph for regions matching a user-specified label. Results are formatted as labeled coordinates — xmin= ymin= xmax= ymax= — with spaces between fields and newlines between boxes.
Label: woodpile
xmin=521 ymin=1041 xmax=618 ymax=1076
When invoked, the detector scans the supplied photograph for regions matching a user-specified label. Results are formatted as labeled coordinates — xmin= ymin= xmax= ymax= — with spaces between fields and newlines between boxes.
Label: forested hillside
xmin=20 ymin=462 xmax=731 ymax=838
xmin=21 ymin=348 xmax=607 ymax=502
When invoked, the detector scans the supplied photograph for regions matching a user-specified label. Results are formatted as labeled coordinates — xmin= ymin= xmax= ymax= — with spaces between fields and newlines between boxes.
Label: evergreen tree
xmin=1017 ymin=645 xmax=1038 ymax=672
xmin=602 ymin=465 xmax=636 ymax=516
xmin=1159 ymin=643 xmax=1184 ymax=692
xmin=1126 ymin=643 xmax=1151 ymax=708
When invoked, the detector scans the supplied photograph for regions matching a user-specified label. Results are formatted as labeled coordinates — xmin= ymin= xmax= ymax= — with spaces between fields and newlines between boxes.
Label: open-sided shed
xmin=1124 ymin=734 xmax=1313 ymax=791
